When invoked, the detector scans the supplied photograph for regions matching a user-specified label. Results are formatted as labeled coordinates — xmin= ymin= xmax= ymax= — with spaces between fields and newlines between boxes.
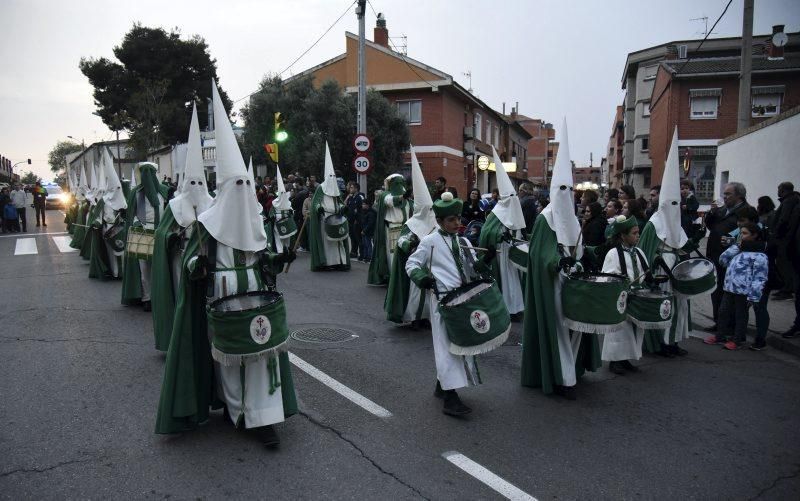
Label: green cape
xmin=86 ymin=200 xmax=114 ymax=280
xmin=69 ymin=202 xmax=90 ymax=250
xmin=79 ymin=202 xmax=102 ymax=260
xmin=150 ymin=205 xmax=181 ymax=351
xmin=384 ymin=226 xmax=422 ymax=323
xmin=308 ymin=186 xmax=350 ymax=271
xmin=520 ymin=214 xmax=601 ymax=393
xmin=155 ymin=225 xmax=298 ymax=434
xmin=368 ymin=194 xmax=412 ymax=285
xmin=64 ymin=202 xmax=78 ymax=234
xmin=477 ymin=213 xmax=525 ymax=293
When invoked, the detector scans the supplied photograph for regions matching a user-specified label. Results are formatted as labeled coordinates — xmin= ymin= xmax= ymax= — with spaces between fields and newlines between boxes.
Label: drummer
xmin=478 ymin=147 xmax=526 ymax=318
xmin=368 ymin=173 xmax=412 ymax=285
xmin=156 ymin=81 xmax=297 ymax=447
xmin=308 ymin=142 xmax=351 ymax=271
xmin=405 ymin=192 xmax=496 ymax=416
xmin=601 ymin=215 xmax=648 ymax=374
xmin=86 ymin=149 xmax=127 ymax=280
xmin=264 ymin=165 xmax=296 ymax=258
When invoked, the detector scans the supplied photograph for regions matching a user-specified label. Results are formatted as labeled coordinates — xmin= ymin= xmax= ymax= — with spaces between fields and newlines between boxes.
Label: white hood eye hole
xmin=198 ymin=181 xmax=203 ymax=186
xmin=671 ymin=201 xmax=678 ymax=205
xmin=190 ymin=181 xmax=196 ymax=185
xmin=246 ymin=180 xmax=251 ymax=186
xmin=559 ymin=185 xmax=567 ymax=191
xmin=236 ymin=179 xmax=244 ymax=185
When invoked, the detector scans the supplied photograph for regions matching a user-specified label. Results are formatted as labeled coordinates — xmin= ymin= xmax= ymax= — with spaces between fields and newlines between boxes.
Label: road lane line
xmin=0 ymin=231 xmax=68 ymax=239
xmin=52 ymin=236 xmax=76 ymax=253
xmin=288 ymin=353 xmax=393 ymax=418
xmin=442 ymin=451 xmax=537 ymax=501
xmin=14 ymin=238 xmax=38 ymax=255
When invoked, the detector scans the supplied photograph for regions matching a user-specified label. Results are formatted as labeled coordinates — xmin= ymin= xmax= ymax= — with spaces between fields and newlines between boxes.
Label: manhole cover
xmin=291 ymin=327 xmax=358 ymax=344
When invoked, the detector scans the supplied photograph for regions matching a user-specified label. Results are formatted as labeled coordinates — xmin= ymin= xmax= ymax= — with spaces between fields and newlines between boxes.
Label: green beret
xmin=610 ymin=215 xmax=638 ymax=236
xmin=433 ymin=192 xmax=463 ymax=218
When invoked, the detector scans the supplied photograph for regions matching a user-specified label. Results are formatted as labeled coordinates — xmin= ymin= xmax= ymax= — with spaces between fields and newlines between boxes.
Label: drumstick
xmin=459 ymin=244 xmax=503 ymax=253
xmin=283 ymin=214 xmax=308 ymax=274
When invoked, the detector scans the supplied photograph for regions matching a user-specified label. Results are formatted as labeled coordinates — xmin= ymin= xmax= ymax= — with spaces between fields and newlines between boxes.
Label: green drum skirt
xmin=438 ymin=279 xmax=511 ymax=356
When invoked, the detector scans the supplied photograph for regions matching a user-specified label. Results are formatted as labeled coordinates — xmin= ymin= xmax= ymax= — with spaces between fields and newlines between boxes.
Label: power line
xmin=233 ymin=0 xmax=357 ymax=105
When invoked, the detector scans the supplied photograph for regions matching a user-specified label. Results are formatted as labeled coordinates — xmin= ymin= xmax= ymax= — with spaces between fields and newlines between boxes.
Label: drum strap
xmin=616 ymin=246 xmax=648 ymax=279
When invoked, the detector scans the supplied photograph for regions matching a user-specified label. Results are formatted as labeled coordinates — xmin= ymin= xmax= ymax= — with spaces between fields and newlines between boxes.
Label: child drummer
xmin=405 ymin=192 xmax=496 ymax=416
xmin=601 ymin=215 xmax=649 ymax=374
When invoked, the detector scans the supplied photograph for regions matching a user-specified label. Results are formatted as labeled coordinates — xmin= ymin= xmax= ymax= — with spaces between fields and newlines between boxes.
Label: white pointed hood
xmin=130 ymin=164 xmax=138 ymax=188
xmin=247 ymin=157 xmax=257 ymax=196
xmin=542 ymin=119 xmax=581 ymax=247
xmin=405 ymin=146 xmax=436 ymax=238
xmin=101 ymin=148 xmax=127 ymax=211
xmin=649 ymin=128 xmax=688 ymax=249
xmin=490 ymin=146 xmax=525 ymax=230
xmin=78 ymin=164 xmax=89 ymax=201
xmin=198 ymin=79 xmax=267 ymax=251
xmin=273 ymin=164 xmax=291 ymax=211
xmin=86 ymin=161 xmax=99 ymax=204
xmin=95 ymin=159 xmax=108 ymax=202
xmin=170 ymin=103 xmax=213 ymax=228
xmin=321 ymin=142 xmax=340 ymax=197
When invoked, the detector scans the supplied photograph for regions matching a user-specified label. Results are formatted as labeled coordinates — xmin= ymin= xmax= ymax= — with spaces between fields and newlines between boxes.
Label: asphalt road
xmin=1 ymin=210 xmax=799 ymax=499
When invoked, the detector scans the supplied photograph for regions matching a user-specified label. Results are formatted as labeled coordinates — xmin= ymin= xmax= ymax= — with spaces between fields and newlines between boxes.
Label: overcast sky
xmin=1 ymin=0 xmax=798 ymax=180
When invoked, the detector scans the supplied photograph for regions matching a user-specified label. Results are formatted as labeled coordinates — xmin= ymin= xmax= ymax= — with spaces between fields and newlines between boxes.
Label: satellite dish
xmin=772 ymin=32 xmax=788 ymax=48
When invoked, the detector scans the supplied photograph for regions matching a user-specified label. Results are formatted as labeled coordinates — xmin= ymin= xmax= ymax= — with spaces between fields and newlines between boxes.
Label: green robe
xmin=86 ymin=200 xmax=115 ymax=280
xmin=520 ymin=214 xmax=601 ymax=393
xmin=150 ymin=205 xmax=182 ymax=351
xmin=155 ymin=225 xmax=298 ymax=434
xmin=384 ymin=226 xmax=423 ymax=323
xmin=308 ymin=186 xmax=350 ymax=271
xmin=368 ymin=194 xmax=412 ymax=285
xmin=477 ymin=213 xmax=525 ymax=292
xmin=69 ymin=202 xmax=90 ymax=250
xmin=65 ymin=202 xmax=78 ymax=234
xmin=79 ymin=202 xmax=101 ymax=260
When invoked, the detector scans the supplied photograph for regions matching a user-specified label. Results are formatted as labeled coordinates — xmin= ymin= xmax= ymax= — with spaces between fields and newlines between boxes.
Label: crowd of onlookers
xmin=0 ymin=181 xmax=50 ymax=233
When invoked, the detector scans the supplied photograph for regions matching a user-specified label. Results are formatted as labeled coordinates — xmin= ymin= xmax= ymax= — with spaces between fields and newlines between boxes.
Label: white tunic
xmin=382 ymin=193 xmax=408 ymax=271
xmin=318 ymin=194 xmax=349 ymax=266
xmin=601 ymin=246 xmax=647 ymax=361
xmin=496 ymin=234 xmax=524 ymax=315
xmin=406 ymin=231 xmax=480 ymax=391
xmin=655 ymin=244 xmax=691 ymax=344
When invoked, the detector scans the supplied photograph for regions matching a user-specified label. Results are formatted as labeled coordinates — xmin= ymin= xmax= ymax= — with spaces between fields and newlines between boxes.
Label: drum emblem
xmin=660 ymin=300 xmax=672 ymax=320
xmin=616 ymin=291 xmax=628 ymax=314
xmin=250 ymin=315 xmax=272 ymax=344
xmin=339 ymin=227 xmax=346 ymax=235
xmin=470 ymin=310 xmax=491 ymax=334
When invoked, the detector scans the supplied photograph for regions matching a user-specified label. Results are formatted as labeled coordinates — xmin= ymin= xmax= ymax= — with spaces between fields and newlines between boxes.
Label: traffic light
xmin=274 ymin=112 xmax=288 ymax=142
xmin=264 ymin=143 xmax=279 ymax=164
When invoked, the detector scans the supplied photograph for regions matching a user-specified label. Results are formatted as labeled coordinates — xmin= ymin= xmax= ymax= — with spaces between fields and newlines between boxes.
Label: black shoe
xmin=253 ymin=425 xmax=280 ymax=447
xmin=434 ymin=381 xmax=445 ymax=399
xmin=656 ymin=346 xmax=676 ymax=358
xmin=442 ymin=390 xmax=471 ymax=416
xmin=668 ymin=344 xmax=688 ymax=356
xmin=553 ymin=385 xmax=577 ymax=400
xmin=749 ymin=342 xmax=767 ymax=351
xmin=608 ymin=361 xmax=626 ymax=375
xmin=703 ymin=324 xmax=718 ymax=333
xmin=772 ymin=291 xmax=793 ymax=301
xmin=142 ymin=301 xmax=152 ymax=312
xmin=410 ymin=320 xmax=422 ymax=331
xmin=620 ymin=360 xmax=640 ymax=372
xmin=782 ymin=327 xmax=800 ymax=339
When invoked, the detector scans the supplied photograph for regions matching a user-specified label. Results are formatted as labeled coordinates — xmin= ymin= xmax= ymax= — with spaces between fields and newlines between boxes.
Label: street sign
xmin=353 ymin=154 xmax=372 ymax=174
xmin=353 ymin=134 xmax=372 ymax=153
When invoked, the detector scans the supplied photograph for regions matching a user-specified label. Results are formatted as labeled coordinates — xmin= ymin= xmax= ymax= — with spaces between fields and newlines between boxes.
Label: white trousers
xmin=429 ymin=292 xmax=480 ymax=391
xmin=554 ymin=274 xmax=582 ymax=387
xmin=602 ymin=322 xmax=644 ymax=361
xmin=139 ymin=260 xmax=152 ymax=301
xmin=216 ymin=358 xmax=285 ymax=428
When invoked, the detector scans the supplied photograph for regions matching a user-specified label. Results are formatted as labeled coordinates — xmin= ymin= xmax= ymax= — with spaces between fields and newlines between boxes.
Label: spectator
xmin=757 ymin=195 xmax=776 ymax=228
xmin=344 ymin=182 xmax=365 ymax=258
xmin=646 ymin=185 xmax=660 ymax=220
xmin=432 ymin=177 xmax=447 ymax=201
xmin=623 ymin=199 xmax=647 ymax=233
xmin=4 ymin=198 xmax=19 ymax=232
xmin=31 ymin=181 xmax=48 ymax=227
xmin=619 ymin=184 xmax=636 ymax=202
xmin=10 ymin=184 xmax=28 ymax=232
xmin=518 ymin=183 xmax=539 ymax=236
xmin=484 ymin=188 xmax=499 ymax=211
xmin=604 ymin=188 xmax=619 ymax=204
xmin=256 ymin=186 xmax=271 ymax=214
xmin=359 ymin=199 xmax=376 ymax=262
xmin=446 ymin=186 xmax=460 ymax=199
xmin=704 ymin=182 xmax=750 ymax=330
xmin=680 ymin=180 xmax=700 ymax=237
xmin=308 ymin=175 xmax=318 ymax=192
xmin=461 ymin=188 xmax=485 ymax=224
xmin=335 ymin=170 xmax=346 ymax=194
xmin=772 ymin=182 xmax=800 ymax=301
xmin=581 ymin=201 xmax=607 ymax=246
xmin=0 ymin=187 xmax=11 ymax=233
xmin=605 ymin=199 xmax=622 ymax=222
xmin=292 ymin=178 xmax=309 ymax=251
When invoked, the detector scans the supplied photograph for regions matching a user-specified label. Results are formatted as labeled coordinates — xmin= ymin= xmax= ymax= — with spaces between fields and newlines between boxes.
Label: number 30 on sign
xmin=353 ymin=154 xmax=372 ymax=174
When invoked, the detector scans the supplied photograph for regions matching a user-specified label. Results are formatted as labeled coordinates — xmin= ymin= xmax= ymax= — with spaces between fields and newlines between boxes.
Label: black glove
xmin=338 ymin=206 xmax=347 ymax=217
xmin=482 ymin=245 xmax=497 ymax=263
xmin=317 ymin=206 xmax=325 ymax=216
xmin=558 ymin=256 xmax=576 ymax=270
xmin=418 ymin=276 xmax=436 ymax=290
xmin=281 ymin=249 xmax=297 ymax=264
xmin=189 ymin=255 xmax=209 ymax=280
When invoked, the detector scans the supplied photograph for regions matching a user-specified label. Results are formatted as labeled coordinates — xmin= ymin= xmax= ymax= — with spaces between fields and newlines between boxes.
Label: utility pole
xmin=737 ymin=0 xmax=754 ymax=132
xmin=356 ymin=0 xmax=367 ymax=194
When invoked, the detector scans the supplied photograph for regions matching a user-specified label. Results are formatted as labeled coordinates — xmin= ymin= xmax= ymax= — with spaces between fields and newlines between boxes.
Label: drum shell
xmin=275 ymin=212 xmax=297 ymax=238
xmin=671 ymin=258 xmax=716 ymax=297
xmin=508 ymin=243 xmax=528 ymax=272
xmin=324 ymin=214 xmax=349 ymax=241
xmin=125 ymin=227 xmax=155 ymax=261
xmin=627 ymin=288 xmax=674 ymax=329
xmin=207 ymin=291 xmax=289 ymax=365
xmin=561 ymin=273 xmax=629 ymax=333
xmin=104 ymin=223 xmax=127 ymax=253
xmin=438 ymin=279 xmax=511 ymax=356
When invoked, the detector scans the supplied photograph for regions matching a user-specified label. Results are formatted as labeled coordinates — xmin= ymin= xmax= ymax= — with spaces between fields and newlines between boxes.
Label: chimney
xmin=374 ymin=13 xmax=389 ymax=48
xmin=665 ymin=44 xmax=678 ymax=60
xmin=768 ymin=24 xmax=786 ymax=61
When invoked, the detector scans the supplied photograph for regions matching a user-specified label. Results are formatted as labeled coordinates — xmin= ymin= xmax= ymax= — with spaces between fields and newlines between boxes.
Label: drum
xmin=207 ymin=290 xmax=289 ymax=366
xmin=125 ymin=226 xmax=155 ymax=261
xmin=275 ymin=210 xmax=297 ymax=238
xmin=438 ymin=279 xmax=511 ymax=356
xmin=671 ymin=257 xmax=716 ymax=297
xmin=508 ymin=242 xmax=529 ymax=272
xmin=324 ymin=214 xmax=349 ymax=241
xmin=561 ymin=273 xmax=629 ymax=334
xmin=104 ymin=222 xmax=126 ymax=253
xmin=627 ymin=288 xmax=674 ymax=329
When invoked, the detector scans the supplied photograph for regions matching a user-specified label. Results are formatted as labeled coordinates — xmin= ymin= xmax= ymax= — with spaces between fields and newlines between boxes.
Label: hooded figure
xmin=64 ymin=167 xmax=80 ymax=234
xmin=120 ymin=161 xmax=169 ymax=309
xmin=265 ymin=164 xmax=297 ymax=260
xmin=368 ymin=173 xmax=413 ymax=285
xmin=520 ymin=119 xmax=600 ymax=399
xmin=156 ymin=80 xmax=297 ymax=447
xmin=86 ymin=149 xmax=127 ymax=280
xmin=478 ymin=147 xmax=526 ymax=315
xmin=308 ymin=142 xmax=351 ymax=271
xmin=69 ymin=164 xmax=91 ymax=250
xmin=385 ymin=147 xmax=433 ymax=324
xmin=639 ymin=128 xmax=700 ymax=356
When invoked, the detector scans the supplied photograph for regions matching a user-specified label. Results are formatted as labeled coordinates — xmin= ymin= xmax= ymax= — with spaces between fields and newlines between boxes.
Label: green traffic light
xmin=275 ymin=131 xmax=288 ymax=142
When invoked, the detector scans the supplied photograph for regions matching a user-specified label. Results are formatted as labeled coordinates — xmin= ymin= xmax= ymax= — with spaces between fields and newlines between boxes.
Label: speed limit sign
xmin=353 ymin=154 xmax=372 ymax=174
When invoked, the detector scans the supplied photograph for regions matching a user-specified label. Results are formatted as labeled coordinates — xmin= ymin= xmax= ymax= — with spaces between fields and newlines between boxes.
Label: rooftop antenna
xmin=690 ymin=16 xmax=717 ymax=37
xmin=389 ymin=34 xmax=407 ymax=55
xmin=462 ymin=70 xmax=472 ymax=93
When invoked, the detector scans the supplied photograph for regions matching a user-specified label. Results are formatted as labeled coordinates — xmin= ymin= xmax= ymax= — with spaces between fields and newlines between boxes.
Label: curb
xmin=694 ymin=311 xmax=800 ymax=358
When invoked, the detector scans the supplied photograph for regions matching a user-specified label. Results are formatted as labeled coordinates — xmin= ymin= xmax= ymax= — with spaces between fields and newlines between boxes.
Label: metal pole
xmin=116 ymin=130 xmax=122 ymax=178
xmin=737 ymin=0 xmax=754 ymax=132
xmin=356 ymin=0 xmax=367 ymax=195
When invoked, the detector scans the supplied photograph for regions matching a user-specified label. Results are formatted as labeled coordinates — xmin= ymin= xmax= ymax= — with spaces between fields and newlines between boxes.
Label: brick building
xmin=649 ymin=52 xmax=800 ymax=203
xmin=513 ymin=115 xmax=558 ymax=188
xmin=286 ymin=17 xmax=540 ymax=196
xmin=574 ymin=165 xmax=602 ymax=185
xmin=603 ymin=105 xmax=625 ymax=188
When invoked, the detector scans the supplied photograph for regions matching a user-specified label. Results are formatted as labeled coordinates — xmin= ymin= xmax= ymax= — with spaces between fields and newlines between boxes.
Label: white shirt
xmin=10 ymin=190 xmax=28 ymax=208
xmin=405 ymin=230 xmax=477 ymax=292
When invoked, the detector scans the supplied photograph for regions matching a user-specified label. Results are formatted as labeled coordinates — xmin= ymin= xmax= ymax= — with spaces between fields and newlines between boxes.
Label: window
xmin=678 ymin=44 xmax=688 ymax=59
xmin=751 ymin=86 xmax=784 ymax=117
xmin=397 ymin=100 xmax=422 ymax=124
xmin=640 ymin=136 xmax=649 ymax=152
xmin=690 ymin=89 xmax=721 ymax=119
xmin=474 ymin=113 xmax=482 ymax=141
xmin=642 ymin=101 xmax=651 ymax=117
xmin=643 ymin=65 xmax=658 ymax=81
xmin=485 ymin=120 xmax=492 ymax=144
xmin=493 ymin=125 xmax=499 ymax=148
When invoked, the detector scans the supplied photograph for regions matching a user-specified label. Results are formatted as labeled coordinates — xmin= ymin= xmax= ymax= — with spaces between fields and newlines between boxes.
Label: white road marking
xmin=52 ymin=236 xmax=76 ymax=253
xmin=14 ymin=238 xmax=38 ymax=255
xmin=442 ymin=451 xmax=537 ymax=501
xmin=288 ymin=353 xmax=393 ymax=418
xmin=0 ymin=231 xmax=68 ymax=239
